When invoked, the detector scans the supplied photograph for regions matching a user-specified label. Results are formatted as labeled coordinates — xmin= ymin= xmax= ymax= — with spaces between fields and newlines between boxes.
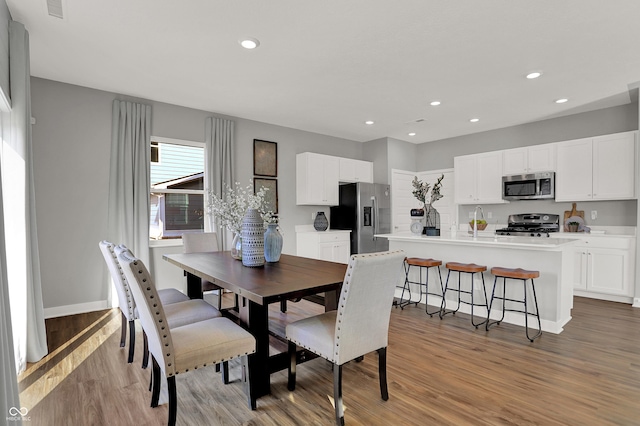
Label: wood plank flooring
xmin=18 ymin=296 xmax=640 ymax=425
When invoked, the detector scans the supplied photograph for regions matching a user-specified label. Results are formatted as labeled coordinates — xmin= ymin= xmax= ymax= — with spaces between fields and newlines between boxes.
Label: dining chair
xmin=100 ymin=240 xmax=192 ymax=364
xmin=286 ymin=250 xmax=406 ymax=425
xmin=182 ymin=232 xmax=225 ymax=310
xmin=117 ymin=249 xmax=257 ymax=426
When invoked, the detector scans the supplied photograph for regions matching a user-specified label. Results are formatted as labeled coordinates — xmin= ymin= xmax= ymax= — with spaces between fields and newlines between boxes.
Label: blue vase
xmin=264 ymin=223 xmax=283 ymax=262
xmin=241 ymin=209 xmax=265 ymax=267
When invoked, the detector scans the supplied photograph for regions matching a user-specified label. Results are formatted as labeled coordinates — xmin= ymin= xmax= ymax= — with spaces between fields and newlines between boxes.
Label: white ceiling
xmin=7 ymin=0 xmax=640 ymax=143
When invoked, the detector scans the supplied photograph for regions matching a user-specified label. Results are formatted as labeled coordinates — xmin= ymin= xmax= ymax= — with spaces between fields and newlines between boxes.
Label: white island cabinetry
xmin=377 ymin=232 xmax=577 ymax=334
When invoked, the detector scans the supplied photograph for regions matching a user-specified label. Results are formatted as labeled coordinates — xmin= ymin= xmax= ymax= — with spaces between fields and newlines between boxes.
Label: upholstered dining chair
xmin=100 ymin=240 xmax=191 ymax=364
xmin=182 ymin=232 xmax=225 ymax=310
xmin=286 ymin=250 xmax=406 ymax=426
xmin=118 ymin=249 xmax=256 ymax=426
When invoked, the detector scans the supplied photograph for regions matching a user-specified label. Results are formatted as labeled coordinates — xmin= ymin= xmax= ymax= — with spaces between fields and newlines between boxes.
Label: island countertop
xmin=376 ymin=232 xmax=579 ymax=250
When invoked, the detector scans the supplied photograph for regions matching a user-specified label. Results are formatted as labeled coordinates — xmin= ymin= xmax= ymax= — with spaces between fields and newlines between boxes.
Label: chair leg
xmin=168 ymin=375 xmax=177 ymax=426
xmin=280 ymin=299 xmax=287 ymax=313
xmin=333 ymin=363 xmax=344 ymax=426
xmin=216 ymin=289 xmax=222 ymax=310
xmin=142 ymin=331 xmax=149 ymax=369
xmin=151 ymin=356 xmax=161 ymax=408
xmin=128 ymin=320 xmax=136 ymax=363
xmin=120 ymin=312 xmax=127 ymax=348
xmin=222 ymin=361 xmax=229 ymax=384
xmin=287 ymin=341 xmax=297 ymax=391
xmin=377 ymin=347 xmax=389 ymax=401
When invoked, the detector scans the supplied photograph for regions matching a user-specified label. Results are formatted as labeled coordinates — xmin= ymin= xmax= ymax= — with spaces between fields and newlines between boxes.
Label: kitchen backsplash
xmin=458 ymin=199 xmax=637 ymax=227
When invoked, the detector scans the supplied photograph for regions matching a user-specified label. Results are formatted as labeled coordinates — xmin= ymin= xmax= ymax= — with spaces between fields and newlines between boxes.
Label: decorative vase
xmin=230 ymin=233 xmax=242 ymax=260
xmin=314 ymin=212 xmax=328 ymax=231
xmin=241 ymin=209 xmax=265 ymax=267
xmin=264 ymin=223 xmax=283 ymax=262
xmin=423 ymin=204 xmax=441 ymax=236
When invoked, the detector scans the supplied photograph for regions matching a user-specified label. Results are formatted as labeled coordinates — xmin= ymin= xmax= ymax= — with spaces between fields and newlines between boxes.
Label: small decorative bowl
xmin=469 ymin=221 xmax=487 ymax=231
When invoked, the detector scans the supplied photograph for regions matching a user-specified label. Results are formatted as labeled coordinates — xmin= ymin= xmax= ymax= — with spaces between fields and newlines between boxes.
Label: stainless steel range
xmin=495 ymin=213 xmax=560 ymax=237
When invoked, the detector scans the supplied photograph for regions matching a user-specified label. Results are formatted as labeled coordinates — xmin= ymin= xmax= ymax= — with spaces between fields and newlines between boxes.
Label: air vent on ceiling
xmin=47 ymin=0 xmax=64 ymax=19
xmin=405 ymin=118 xmax=426 ymax=124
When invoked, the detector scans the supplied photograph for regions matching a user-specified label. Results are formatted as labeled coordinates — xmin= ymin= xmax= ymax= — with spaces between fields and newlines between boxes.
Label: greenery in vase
xmin=207 ymin=181 xmax=275 ymax=234
xmin=412 ymin=174 xmax=444 ymax=226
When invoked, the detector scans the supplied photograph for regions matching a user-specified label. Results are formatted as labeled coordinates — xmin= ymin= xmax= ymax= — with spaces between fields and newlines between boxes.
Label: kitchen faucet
xmin=473 ymin=205 xmax=484 ymax=239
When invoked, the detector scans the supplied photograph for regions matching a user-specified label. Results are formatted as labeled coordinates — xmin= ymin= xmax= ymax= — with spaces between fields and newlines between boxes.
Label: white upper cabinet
xmin=339 ymin=158 xmax=373 ymax=183
xmin=503 ymin=144 xmax=556 ymax=175
xmin=454 ymin=151 xmax=506 ymax=204
xmin=556 ymin=131 xmax=636 ymax=201
xmin=296 ymin=152 xmax=340 ymax=205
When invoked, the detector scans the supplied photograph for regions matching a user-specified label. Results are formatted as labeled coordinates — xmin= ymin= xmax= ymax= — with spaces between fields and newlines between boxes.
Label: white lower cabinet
xmin=296 ymin=231 xmax=351 ymax=264
xmin=571 ymin=237 xmax=635 ymax=299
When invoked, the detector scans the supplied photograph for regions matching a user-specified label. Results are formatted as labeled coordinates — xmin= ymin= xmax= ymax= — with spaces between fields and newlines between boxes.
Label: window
xmin=150 ymin=137 xmax=205 ymax=239
xmin=150 ymin=141 xmax=159 ymax=163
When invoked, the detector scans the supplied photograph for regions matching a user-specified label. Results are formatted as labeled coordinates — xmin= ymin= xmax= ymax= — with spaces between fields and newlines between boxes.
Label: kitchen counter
xmin=376 ymin=232 xmax=576 ymax=334
xmin=377 ymin=231 xmax=578 ymax=250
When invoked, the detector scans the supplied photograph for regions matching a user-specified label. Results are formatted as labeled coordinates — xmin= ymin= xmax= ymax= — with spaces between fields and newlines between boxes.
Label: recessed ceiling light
xmin=239 ymin=38 xmax=260 ymax=49
xmin=526 ymin=71 xmax=542 ymax=79
xmin=430 ymin=101 xmax=441 ymax=106
xmin=408 ymin=132 xmax=416 ymax=136
xmin=365 ymin=120 xmax=374 ymax=125
xmin=470 ymin=118 xmax=479 ymax=123
xmin=555 ymin=98 xmax=569 ymax=104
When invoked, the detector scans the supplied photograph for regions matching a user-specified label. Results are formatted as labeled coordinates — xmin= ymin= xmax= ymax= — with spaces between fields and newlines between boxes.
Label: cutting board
xmin=563 ymin=202 xmax=585 ymax=231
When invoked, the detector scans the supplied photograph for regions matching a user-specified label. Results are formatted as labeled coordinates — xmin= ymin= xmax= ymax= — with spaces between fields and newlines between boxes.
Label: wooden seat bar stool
xmin=486 ymin=267 xmax=542 ymax=342
xmin=396 ymin=257 xmax=444 ymax=316
xmin=439 ymin=262 xmax=489 ymax=328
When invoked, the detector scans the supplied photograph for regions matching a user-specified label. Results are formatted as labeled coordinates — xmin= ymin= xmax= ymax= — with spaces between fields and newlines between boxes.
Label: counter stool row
xmin=395 ymin=257 xmax=542 ymax=341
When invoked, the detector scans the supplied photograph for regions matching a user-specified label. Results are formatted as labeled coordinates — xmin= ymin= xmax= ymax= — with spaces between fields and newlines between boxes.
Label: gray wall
xmin=417 ymin=103 xmax=639 ymax=227
xmin=0 ymin=3 xmax=10 ymax=104
xmin=30 ymin=77 xmax=364 ymax=310
xmin=362 ymin=137 xmax=418 ymax=184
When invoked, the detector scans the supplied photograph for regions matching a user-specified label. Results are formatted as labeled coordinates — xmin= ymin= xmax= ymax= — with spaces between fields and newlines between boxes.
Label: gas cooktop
xmin=495 ymin=213 xmax=560 ymax=237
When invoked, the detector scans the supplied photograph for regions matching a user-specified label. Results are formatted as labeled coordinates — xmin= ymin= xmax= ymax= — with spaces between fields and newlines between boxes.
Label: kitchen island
xmin=376 ymin=232 xmax=579 ymax=334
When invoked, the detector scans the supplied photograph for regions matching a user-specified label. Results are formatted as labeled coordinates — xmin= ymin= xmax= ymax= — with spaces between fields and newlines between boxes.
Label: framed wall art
xmin=253 ymin=139 xmax=277 ymax=177
xmin=254 ymin=177 xmax=278 ymax=214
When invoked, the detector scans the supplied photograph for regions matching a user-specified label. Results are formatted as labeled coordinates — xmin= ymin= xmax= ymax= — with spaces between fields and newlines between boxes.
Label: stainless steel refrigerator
xmin=330 ymin=182 xmax=390 ymax=254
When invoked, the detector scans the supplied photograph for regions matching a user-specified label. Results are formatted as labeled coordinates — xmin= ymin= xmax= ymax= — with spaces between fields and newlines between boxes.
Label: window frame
xmin=150 ymin=136 xmax=206 ymax=240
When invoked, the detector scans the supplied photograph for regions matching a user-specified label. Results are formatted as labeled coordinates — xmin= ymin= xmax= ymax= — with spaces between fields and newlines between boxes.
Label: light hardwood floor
xmin=18 ymin=296 xmax=640 ymax=425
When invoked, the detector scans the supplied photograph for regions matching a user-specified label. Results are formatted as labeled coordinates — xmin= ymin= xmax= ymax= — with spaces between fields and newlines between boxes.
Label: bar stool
xmin=397 ymin=257 xmax=444 ymax=316
xmin=439 ymin=262 xmax=489 ymax=328
xmin=486 ymin=267 xmax=542 ymax=342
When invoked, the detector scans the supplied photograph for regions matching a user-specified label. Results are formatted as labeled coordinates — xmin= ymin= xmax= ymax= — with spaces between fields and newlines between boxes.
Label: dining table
xmin=162 ymin=251 xmax=347 ymax=399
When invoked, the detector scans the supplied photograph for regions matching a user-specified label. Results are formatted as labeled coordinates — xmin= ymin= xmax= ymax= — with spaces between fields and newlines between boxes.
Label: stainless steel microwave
xmin=502 ymin=172 xmax=555 ymax=200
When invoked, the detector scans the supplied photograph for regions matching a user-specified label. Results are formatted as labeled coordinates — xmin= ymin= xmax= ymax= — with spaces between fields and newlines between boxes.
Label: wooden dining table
xmin=162 ymin=251 xmax=347 ymax=399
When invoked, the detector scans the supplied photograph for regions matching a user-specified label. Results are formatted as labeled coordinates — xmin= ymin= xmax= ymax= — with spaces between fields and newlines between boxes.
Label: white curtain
xmin=0 ymin=148 xmax=21 ymax=426
xmin=10 ymin=21 xmax=48 ymax=365
xmin=108 ymin=100 xmax=152 ymax=266
xmin=204 ymin=117 xmax=235 ymax=249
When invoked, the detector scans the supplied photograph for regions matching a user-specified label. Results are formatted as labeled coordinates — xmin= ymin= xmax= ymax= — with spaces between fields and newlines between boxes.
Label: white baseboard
xmin=44 ymin=300 xmax=111 ymax=319
xmin=633 ymin=298 xmax=640 ymax=308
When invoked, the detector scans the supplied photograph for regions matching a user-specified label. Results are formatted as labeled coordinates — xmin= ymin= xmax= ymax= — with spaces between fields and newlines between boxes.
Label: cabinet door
xmin=555 ymin=138 xmax=593 ymax=201
xmin=527 ymin=144 xmax=556 ymax=172
xmin=454 ymin=155 xmax=476 ymax=204
xmin=503 ymin=147 xmax=528 ymax=175
xmin=340 ymin=158 xmax=373 ymax=183
xmin=592 ymin=132 xmax=635 ymax=200
xmin=333 ymin=241 xmax=351 ymax=264
xmin=317 ymin=242 xmax=335 ymax=262
xmin=354 ymin=160 xmax=373 ymax=183
xmin=571 ymin=248 xmax=588 ymax=290
xmin=476 ymin=152 xmax=504 ymax=203
xmin=587 ymin=248 xmax=630 ymax=296
xmin=323 ymin=156 xmax=340 ymax=205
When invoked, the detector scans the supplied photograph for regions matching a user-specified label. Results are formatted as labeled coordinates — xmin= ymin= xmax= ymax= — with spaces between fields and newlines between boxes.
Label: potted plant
xmin=412 ymin=174 xmax=444 ymax=235
xmin=567 ymin=221 xmax=580 ymax=232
